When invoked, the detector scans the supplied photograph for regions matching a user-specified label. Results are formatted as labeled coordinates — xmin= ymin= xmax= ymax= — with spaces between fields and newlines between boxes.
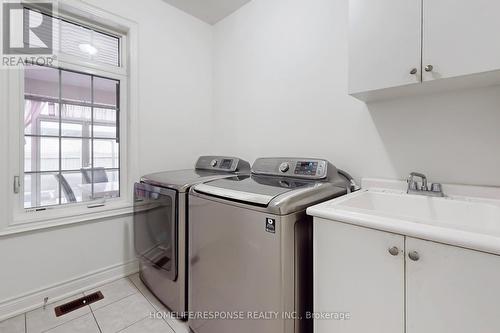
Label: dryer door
xmin=134 ymin=182 xmax=178 ymax=281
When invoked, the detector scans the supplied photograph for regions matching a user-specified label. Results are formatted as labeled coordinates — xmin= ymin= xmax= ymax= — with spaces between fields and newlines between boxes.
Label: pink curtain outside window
xmin=24 ymin=100 xmax=45 ymax=132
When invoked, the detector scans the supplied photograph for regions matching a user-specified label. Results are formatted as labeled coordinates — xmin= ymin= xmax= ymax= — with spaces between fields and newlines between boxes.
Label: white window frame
xmin=3 ymin=0 xmax=139 ymax=233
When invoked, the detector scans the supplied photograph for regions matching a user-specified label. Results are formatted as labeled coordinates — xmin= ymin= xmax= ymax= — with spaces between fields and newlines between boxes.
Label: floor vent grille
xmin=54 ymin=291 xmax=104 ymax=317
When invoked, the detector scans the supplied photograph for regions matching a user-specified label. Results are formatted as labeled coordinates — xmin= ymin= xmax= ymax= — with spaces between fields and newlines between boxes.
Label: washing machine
xmin=133 ymin=156 xmax=250 ymax=318
xmin=188 ymin=157 xmax=356 ymax=333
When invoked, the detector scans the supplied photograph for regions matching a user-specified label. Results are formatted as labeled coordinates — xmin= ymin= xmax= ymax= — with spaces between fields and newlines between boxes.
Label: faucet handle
xmin=431 ymin=183 xmax=442 ymax=193
xmin=406 ymin=175 xmax=418 ymax=191
xmin=407 ymin=179 xmax=418 ymax=191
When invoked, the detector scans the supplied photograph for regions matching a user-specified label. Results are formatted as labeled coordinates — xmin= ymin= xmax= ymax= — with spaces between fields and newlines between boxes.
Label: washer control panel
xmin=252 ymin=158 xmax=329 ymax=179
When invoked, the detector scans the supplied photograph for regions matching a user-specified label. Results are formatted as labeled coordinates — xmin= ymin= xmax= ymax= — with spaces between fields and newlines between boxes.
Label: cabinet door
xmin=406 ymin=237 xmax=500 ymax=333
xmin=349 ymin=0 xmax=421 ymax=94
xmin=423 ymin=0 xmax=500 ymax=81
xmin=314 ymin=219 xmax=405 ymax=333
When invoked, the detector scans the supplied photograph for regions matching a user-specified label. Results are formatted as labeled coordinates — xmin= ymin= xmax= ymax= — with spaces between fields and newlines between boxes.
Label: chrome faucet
xmin=407 ymin=172 xmax=444 ymax=197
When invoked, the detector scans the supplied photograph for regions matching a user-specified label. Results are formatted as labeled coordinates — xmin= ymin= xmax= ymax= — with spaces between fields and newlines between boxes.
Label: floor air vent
xmin=54 ymin=291 xmax=104 ymax=317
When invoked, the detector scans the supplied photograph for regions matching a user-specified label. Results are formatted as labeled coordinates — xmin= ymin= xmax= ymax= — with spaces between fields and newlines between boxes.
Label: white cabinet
xmin=406 ymin=237 xmax=500 ymax=333
xmin=314 ymin=218 xmax=404 ymax=333
xmin=348 ymin=0 xmax=421 ymax=94
xmin=349 ymin=0 xmax=500 ymax=101
xmin=422 ymin=0 xmax=500 ymax=82
xmin=314 ymin=218 xmax=500 ymax=333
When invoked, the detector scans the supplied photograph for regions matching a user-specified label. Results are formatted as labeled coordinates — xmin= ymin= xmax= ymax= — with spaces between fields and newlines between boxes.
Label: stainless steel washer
xmin=188 ymin=158 xmax=355 ymax=333
xmin=133 ymin=156 xmax=250 ymax=318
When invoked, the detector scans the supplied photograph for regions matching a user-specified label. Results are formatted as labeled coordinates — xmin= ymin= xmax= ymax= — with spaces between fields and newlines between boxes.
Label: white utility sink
xmin=307 ymin=180 xmax=500 ymax=256
xmin=337 ymin=190 xmax=500 ymax=236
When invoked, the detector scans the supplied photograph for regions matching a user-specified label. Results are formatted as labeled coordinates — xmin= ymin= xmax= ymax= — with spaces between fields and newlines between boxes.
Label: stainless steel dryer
xmin=133 ymin=156 xmax=250 ymax=318
xmin=188 ymin=158 xmax=356 ymax=333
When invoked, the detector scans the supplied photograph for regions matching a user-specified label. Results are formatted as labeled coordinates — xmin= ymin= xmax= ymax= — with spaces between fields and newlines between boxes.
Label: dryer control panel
xmin=196 ymin=156 xmax=250 ymax=173
xmin=252 ymin=158 xmax=331 ymax=180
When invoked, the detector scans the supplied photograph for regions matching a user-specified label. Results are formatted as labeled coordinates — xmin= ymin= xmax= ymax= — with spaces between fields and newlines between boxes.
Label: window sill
xmin=1 ymin=200 xmax=133 ymax=238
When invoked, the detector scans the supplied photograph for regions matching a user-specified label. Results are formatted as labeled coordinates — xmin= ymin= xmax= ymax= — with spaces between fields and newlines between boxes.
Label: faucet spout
xmin=407 ymin=172 xmax=444 ymax=197
xmin=409 ymin=172 xmax=428 ymax=191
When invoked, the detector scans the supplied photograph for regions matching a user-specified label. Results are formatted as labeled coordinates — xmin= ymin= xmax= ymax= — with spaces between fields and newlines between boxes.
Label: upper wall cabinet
xmin=349 ymin=0 xmax=421 ymax=95
xmin=422 ymin=0 xmax=500 ymax=82
xmin=349 ymin=0 xmax=500 ymax=101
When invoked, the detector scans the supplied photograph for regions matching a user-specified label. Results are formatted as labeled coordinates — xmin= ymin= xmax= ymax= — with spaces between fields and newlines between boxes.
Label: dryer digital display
xmin=220 ymin=159 xmax=233 ymax=170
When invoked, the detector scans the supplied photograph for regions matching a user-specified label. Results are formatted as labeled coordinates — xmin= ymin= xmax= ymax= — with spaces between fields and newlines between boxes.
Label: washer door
xmin=134 ymin=182 xmax=178 ymax=281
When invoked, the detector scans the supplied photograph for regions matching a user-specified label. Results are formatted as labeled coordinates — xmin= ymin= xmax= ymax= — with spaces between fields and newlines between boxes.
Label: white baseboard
xmin=0 ymin=260 xmax=139 ymax=322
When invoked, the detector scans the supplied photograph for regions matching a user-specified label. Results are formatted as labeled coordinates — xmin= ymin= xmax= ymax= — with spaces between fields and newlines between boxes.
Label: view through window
xmin=24 ymin=66 xmax=120 ymax=208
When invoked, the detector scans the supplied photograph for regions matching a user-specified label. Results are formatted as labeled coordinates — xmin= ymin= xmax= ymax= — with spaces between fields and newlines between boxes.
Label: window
xmin=23 ymin=66 xmax=120 ymax=209
xmin=26 ymin=7 xmax=121 ymax=67
xmin=4 ymin=1 xmax=135 ymax=229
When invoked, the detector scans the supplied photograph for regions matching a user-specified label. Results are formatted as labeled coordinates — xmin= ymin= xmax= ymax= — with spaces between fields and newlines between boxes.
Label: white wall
xmin=0 ymin=0 xmax=213 ymax=319
xmin=212 ymin=0 xmax=500 ymax=186
xmin=98 ymin=0 xmax=214 ymax=173
xmin=0 ymin=216 xmax=135 ymax=312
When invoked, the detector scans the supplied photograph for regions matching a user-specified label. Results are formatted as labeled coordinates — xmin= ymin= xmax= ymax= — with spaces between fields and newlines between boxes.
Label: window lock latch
xmin=13 ymin=176 xmax=20 ymax=194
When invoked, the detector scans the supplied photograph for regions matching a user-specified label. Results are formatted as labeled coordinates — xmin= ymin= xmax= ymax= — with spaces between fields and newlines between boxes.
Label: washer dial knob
xmin=279 ymin=162 xmax=290 ymax=173
xmin=210 ymin=159 xmax=218 ymax=167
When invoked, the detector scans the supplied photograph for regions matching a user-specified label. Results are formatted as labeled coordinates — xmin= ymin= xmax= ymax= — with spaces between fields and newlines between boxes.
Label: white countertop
xmin=307 ymin=178 xmax=500 ymax=256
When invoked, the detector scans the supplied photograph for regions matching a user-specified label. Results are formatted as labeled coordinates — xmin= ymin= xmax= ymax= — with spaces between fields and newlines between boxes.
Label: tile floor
xmin=0 ymin=274 xmax=190 ymax=333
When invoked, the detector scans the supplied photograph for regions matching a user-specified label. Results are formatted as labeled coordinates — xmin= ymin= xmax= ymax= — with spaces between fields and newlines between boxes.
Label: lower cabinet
xmin=313 ymin=218 xmax=405 ymax=333
xmin=406 ymin=237 xmax=500 ymax=333
xmin=314 ymin=218 xmax=500 ymax=333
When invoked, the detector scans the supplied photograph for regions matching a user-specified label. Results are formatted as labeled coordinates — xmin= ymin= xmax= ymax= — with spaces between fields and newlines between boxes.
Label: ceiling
xmin=162 ymin=0 xmax=252 ymax=25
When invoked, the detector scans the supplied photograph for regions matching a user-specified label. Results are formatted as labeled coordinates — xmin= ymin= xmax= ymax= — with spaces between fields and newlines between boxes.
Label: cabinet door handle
xmin=424 ymin=65 xmax=434 ymax=72
xmin=388 ymin=246 xmax=400 ymax=256
xmin=408 ymin=251 xmax=420 ymax=261
xmin=410 ymin=68 xmax=418 ymax=75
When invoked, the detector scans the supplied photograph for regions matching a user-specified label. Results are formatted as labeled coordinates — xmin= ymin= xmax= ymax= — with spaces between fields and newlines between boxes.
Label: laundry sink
xmin=337 ymin=190 xmax=500 ymax=234
xmin=307 ymin=185 xmax=500 ymax=255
